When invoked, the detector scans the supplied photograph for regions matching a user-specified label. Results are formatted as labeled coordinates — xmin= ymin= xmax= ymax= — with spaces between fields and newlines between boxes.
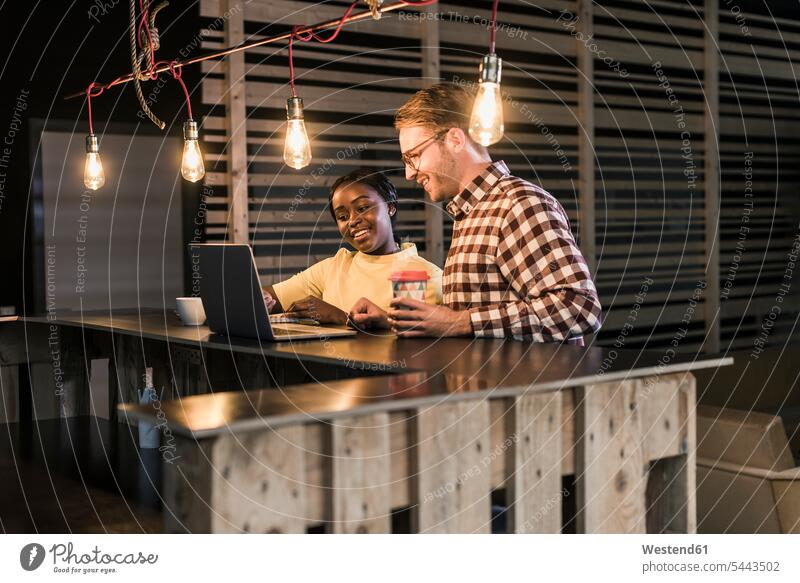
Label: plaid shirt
xmin=442 ymin=160 xmax=602 ymax=343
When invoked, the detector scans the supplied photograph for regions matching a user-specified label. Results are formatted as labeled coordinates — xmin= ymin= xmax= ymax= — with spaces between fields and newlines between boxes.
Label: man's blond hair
xmin=395 ymin=83 xmax=486 ymax=153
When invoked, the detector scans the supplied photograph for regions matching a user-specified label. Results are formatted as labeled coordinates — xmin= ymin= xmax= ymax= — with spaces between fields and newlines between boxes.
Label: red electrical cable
xmin=300 ymin=0 xmax=359 ymax=43
xmin=86 ymin=0 xmax=442 ymax=131
xmin=289 ymin=0 xmax=396 ymax=96
xmin=169 ymin=61 xmax=193 ymax=119
xmin=289 ymin=26 xmax=299 ymax=97
xmin=140 ymin=0 xmax=157 ymax=78
xmin=287 ymin=1 xmax=358 ymax=97
xmin=86 ymin=82 xmax=105 ymax=135
xmin=137 ymin=10 xmax=146 ymax=48
xmin=314 ymin=0 xmax=440 ymax=42
xmin=489 ymin=0 xmax=500 ymax=54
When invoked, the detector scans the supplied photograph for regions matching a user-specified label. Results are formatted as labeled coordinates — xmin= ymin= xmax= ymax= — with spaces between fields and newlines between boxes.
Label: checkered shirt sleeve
xmin=465 ymin=186 xmax=603 ymax=342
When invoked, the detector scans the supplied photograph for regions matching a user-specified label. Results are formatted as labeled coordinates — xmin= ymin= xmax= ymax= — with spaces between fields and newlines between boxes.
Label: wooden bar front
xmin=141 ymin=372 xmax=697 ymax=534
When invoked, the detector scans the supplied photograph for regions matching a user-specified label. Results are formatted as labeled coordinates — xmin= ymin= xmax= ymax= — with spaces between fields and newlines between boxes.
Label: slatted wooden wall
xmin=578 ymin=0 xmax=800 ymax=354
xmin=198 ymin=0 xmax=432 ymax=279
xmin=715 ymin=2 xmax=800 ymax=351
xmin=195 ymin=0 xmax=800 ymax=354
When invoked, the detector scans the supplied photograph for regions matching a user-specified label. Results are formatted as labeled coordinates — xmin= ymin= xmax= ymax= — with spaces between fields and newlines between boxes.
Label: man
xmin=351 ymin=83 xmax=602 ymax=343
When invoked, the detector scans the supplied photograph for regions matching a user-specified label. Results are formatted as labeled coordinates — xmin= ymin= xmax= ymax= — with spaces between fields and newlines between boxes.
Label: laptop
xmin=188 ymin=243 xmax=356 ymax=341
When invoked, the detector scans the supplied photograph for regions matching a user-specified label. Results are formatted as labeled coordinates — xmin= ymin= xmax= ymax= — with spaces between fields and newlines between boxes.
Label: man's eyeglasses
xmin=400 ymin=129 xmax=449 ymax=170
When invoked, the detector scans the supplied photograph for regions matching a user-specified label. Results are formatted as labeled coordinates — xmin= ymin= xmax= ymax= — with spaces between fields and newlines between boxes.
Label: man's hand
xmin=348 ymin=297 xmax=390 ymax=330
xmin=287 ymin=296 xmax=348 ymax=325
xmin=387 ymin=298 xmax=473 ymax=337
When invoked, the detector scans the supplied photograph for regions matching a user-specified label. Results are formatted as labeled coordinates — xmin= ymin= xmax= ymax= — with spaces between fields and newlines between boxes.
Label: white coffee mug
xmin=176 ymin=297 xmax=206 ymax=326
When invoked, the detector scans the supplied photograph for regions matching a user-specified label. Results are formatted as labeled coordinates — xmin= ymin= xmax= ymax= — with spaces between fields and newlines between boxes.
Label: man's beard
xmin=430 ymin=150 xmax=461 ymax=201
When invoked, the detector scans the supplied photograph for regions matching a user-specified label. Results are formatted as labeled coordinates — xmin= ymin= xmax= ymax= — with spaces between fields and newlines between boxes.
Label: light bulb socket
xmin=286 ymin=96 xmax=305 ymax=120
xmin=479 ymin=53 xmax=502 ymax=85
xmin=183 ymin=120 xmax=199 ymax=141
xmin=85 ymin=134 xmax=100 ymax=154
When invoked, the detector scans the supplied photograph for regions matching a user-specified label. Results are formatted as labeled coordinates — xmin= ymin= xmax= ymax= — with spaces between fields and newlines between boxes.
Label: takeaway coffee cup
xmin=389 ymin=270 xmax=430 ymax=307
xmin=176 ymin=297 xmax=206 ymax=326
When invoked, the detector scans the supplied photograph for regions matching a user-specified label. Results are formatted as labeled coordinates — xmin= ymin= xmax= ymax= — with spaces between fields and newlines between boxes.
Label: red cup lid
xmin=389 ymin=270 xmax=430 ymax=282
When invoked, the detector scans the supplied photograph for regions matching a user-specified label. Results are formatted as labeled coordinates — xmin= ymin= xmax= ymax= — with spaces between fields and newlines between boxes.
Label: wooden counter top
xmin=22 ymin=309 xmax=731 ymax=391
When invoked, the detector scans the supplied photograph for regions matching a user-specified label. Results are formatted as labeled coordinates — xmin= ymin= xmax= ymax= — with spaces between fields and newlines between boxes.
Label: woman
xmin=263 ymin=167 xmax=442 ymax=325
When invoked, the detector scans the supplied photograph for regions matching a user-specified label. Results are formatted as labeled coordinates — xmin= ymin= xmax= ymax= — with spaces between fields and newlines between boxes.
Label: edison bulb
xmin=284 ymin=96 xmax=312 ymax=170
xmin=284 ymin=118 xmax=312 ymax=170
xmin=84 ymin=135 xmax=105 ymax=190
xmin=469 ymin=82 xmax=504 ymax=147
xmin=181 ymin=120 xmax=205 ymax=182
xmin=468 ymin=54 xmax=504 ymax=147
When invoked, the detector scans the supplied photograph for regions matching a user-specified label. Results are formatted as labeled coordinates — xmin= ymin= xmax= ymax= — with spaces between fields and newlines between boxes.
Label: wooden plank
xmin=575 ymin=379 xmax=647 ymax=533
xmin=561 ymin=388 xmax=576 ymax=476
xmin=586 ymin=38 xmax=703 ymax=69
xmin=421 ymin=4 xmax=444 ymax=267
xmin=645 ymin=374 xmax=697 ymax=533
xmin=722 ymin=52 xmax=800 ymax=83
xmin=592 ymin=4 xmax=704 ymax=31
xmin=703 ymin=0 xmax=720 ymax=354
xmin=508 ymin=390 xmax=563 ymax=533
xmin=680 ymin=373 xmax=697 ymax=533
xmin=223 ymin=0 xmax=250 ymax=243
xmin=414 ymin=400 xmax=492 ymax=533
xmin=595 ymin=108 xmax=704 ymax=133
xmin=202 ymin=0 xmax=424 ymax=39
xmin=640 ymin=375 xmax=682 ymax=461
xmin=203 ymin=115 xmax=581 ymax=148
xmin=163 ymin=437 xmax=215 ymax=533
xmin=202 ymin=78 xmax=577 ymax=126
xmin=593 ymin=23 xmax=703 ymax=50
xmin=200 ymin=38 xmax=421 ymax=69
xmin=210 ymin=425 xmax=307 ymax=533
xmin=577 ymin=0 xmax=596 ymax=274
xmin=217 ymin=172 xmax=594 ymax=191
xmin=203 ymin=61 xmax=425 ymax=92
xmin=202 ymin=116 xmax=400 ymax=139
xmin=439 ymin=18 xmax=576 ymax=58
xmin=330 ymin=412 xmax=392 ymax=533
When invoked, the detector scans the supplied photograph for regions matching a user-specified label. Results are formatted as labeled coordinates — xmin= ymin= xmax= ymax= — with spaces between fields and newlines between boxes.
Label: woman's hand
xmin=287 ymin=296 xmax=348 ymax=325
xmin=263 ymin=290 xmax=277 ymax=311
xmin=348 ymin=297 xmax=390 ymax=330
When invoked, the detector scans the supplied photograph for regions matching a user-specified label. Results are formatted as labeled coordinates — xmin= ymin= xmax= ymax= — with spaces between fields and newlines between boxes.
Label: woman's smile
xmin=351 ymin=227 xmax=371 ymax=244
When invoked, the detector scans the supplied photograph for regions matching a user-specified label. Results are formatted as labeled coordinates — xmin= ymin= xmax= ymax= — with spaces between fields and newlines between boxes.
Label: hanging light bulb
xmin=469 ymin=54 xmax=504 ymax=147
xmin=84 ymin=135 xmax=106 ymax=190
xmin=284 ymin=96 xmax=312 ymax=170
xmin=181 ymin=120 xmax=205 ymax=182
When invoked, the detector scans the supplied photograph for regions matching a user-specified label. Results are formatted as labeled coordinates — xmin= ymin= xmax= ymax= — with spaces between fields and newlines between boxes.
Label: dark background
xmin=0 ymin=0 xmax=206 ymax=313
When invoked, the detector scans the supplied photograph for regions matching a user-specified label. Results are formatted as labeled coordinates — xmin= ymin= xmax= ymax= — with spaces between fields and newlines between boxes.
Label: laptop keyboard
xmin=271 ymin=326 xmax=297 ymax=336
xmin=272 ymin=323 xmax=329 ymax=334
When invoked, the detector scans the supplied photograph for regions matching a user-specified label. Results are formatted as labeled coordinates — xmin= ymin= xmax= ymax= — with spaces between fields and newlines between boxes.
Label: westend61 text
xmin=642 ymin=544 xmax=708 ymax=555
